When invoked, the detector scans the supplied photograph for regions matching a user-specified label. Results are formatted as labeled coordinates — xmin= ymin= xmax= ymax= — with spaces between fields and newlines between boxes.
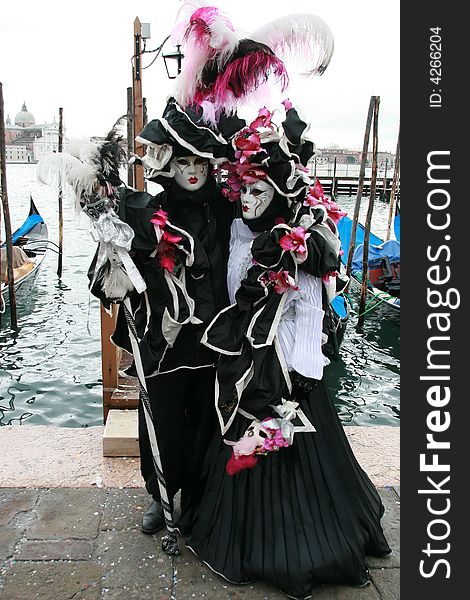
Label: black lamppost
xmin=162 ymin=45 xmax=185 ymax=79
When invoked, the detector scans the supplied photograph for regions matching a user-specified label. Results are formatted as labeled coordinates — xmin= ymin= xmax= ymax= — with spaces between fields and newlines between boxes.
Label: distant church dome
xmin=14 ymin=102 xmax=35 ymax=127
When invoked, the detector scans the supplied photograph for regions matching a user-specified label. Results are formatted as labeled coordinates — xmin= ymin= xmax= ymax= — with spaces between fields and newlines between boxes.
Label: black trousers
xmin=138 ymin=366 xmax=216 ymax=508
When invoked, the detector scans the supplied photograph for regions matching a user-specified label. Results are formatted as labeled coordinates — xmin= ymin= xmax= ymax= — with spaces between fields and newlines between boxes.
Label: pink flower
xmin=322 ymin=270 xmax=339 ymax=284
xmin=150 ymin=209 xmax=168 ymax=228
xmin=226 ymin=452 xmax=258 ymax=476
xmin=260 ymin=425 xmax=289 ymax=452
xmin=162 ymin=230 xmax=182 ymax=244
xmin=268 ymin=270 xmax=299 ymax=294
xmin=222 ymin=187 xmax=240 ymax=202
xmin=324 ymin=200 xmax=347 ymax=224
xmin=235 ymin=128 xmax=261 ymax=152
xmin=305 ymin=181 xmax=347 ymax=224
xmin=226 ymin=175 xmax=243 ymax=192
xmin=282 ymin=98 xmax=293 ymax=111
xmin=159 ymin=254 xmax=177 ymax=272
xmin=237 ymin=162 xmax=267 ymax=184
xmin=303 ymin=193 xmax=322 ymax=208
xmin=279 ymin=227 xmax=310 ymax=255
xmin=310 ymin=179 xmax=326 ymax=201
xmin=156 ymin=231 xmax=182 ymax=273
xmin=249 ymin=107 xmax=273 ymax=130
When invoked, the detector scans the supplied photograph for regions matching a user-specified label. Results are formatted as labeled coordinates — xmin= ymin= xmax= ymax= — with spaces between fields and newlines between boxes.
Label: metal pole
xmin=386 ymin=129 xmax=400 ymax=240
xmin=345 ymin=96 xmax=375 ymax=280
xmin=57 ymin=107 xmax=64 ymax=278
xmin=358 ymin=96 xmax=380 ymax=327
xmin=0 ymin=82 xmax=18 ymax=329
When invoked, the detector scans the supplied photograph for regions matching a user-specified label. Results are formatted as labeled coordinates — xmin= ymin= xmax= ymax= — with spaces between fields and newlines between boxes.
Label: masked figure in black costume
xmin=74 ymin=98 xmax=236 ymax=533
xmin=178 ymin=103 xmax=391 ymax=599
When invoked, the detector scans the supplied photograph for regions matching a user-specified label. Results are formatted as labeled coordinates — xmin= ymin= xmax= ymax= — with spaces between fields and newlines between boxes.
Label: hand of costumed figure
xmin=37 ymin=130 xmax=146 ymax=302
xmin=172 ymin=3 xmax=334 ymax=119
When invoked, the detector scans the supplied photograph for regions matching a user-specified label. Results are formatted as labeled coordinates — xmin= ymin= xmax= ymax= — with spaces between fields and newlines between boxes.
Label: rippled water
xmin=1 ymin=165 xmax=399 ymax=427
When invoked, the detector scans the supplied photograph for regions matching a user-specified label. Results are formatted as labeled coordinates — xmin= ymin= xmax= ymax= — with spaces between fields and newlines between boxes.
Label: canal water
xmin=0 ymin=164 xmax=399 ymax=428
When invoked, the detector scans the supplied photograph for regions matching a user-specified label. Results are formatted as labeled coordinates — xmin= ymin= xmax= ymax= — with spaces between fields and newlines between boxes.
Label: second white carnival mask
xmin=240 ymin=180 xmax=275 ymax=219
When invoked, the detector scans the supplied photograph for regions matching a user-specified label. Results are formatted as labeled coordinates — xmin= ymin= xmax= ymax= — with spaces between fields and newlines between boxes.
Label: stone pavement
xmin=0 ymin=487 xmax=400 ymax=600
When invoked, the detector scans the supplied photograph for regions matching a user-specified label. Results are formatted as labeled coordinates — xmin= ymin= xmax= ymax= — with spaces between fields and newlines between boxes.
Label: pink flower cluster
xmin=226 ymin=418 xmax=291 ymax=476
xmin=303 ymin=179 xmax=347 ymax=224
xmin=234 ymin=128 xmax=262 ymax=164
xmin=261 ymin=270 xmax=299 ymax=295
xmin=221 ymin=107 xmax=274 ymax=201
xmin=279 ymin=226 xmax=310 ymax=256
xmin=260 ymin=420 xmax=290 ymax=452
xmin=150 ymin=209 xmax=182 ymax=273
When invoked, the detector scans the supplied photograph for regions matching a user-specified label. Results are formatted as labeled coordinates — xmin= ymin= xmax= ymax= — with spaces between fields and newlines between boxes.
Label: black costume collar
xmin=241 ymin=191 xmax=291 ymax=233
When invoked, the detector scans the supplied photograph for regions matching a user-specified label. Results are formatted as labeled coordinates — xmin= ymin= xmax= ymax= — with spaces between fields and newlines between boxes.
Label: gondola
xmin=1 ymin=196 xmax=49 ymax=306
xmin=337 ymin=215 xmax=400 ymax=314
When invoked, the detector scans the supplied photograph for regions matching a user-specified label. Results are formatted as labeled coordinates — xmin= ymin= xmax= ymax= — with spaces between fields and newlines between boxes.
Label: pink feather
xmin=208 ymin=51 xmax=288 ymax=113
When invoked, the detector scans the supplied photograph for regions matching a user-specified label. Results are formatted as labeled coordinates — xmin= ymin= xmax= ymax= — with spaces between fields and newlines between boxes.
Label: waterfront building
xmin=312 ymin=148 xmax=395 ymax=170
xmin=4 ymin=103 xmax=60 ymax=163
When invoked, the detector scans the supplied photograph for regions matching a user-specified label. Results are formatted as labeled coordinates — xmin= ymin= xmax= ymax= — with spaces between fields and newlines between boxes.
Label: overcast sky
xmin=1 ymin=0 xmax=399 ymax=151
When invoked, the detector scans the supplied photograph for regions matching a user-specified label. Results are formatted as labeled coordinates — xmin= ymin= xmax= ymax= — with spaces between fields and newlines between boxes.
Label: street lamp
xmin=163 ymin=45 xmax=185 ymax=79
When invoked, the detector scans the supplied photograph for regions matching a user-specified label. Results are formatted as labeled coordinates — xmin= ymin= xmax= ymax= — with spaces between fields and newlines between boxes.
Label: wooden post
xmin=313 ymin=156 xmax=317 ymax=179
xmin=57 ymin=107 xmax=64 ymax=278
xmin=0 ymin=82 xmax=18 ymax=329
xmin=332 ymin=157 xmax=337 ymax=197
xmin=126 ymin=87 xmax=134 ymax=187
xmin=143 ymin=97 xmax=148 ymax=127
xmin=100 ymin=304 xmax=119 ymax=423
xmin=346 ymin=96 xmax=375 ymax=280
xmin=383 ymin=158 xmax=388 ymax=198
xmin=132 ymin=17 xmax=144 ymax=191
xmin=386 ymin=129 xmax=400 ymax=240
xmin=358 ymin=96 xmax=380 ymax=327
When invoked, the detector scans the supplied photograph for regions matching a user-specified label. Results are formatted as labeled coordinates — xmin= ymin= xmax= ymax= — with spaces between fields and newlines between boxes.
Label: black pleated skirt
xmin=180 ymin=379 xmax=391 ymax=599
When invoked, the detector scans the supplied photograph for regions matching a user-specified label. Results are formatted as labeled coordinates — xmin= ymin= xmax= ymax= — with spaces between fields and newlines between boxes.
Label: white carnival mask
xmin=240 ymin=180 xmax=275 ymax=220
xmin=170 ymin=155 xmax=209 ymax=191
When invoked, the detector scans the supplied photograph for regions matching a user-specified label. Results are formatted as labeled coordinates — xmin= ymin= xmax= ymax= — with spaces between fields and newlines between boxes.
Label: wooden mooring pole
xmin=346 ymin=96 xmax=375 ymax=281
xmin=0 ymin=82 xmax=18 ymax=329
xmin=383 ymin=158 xmax=388 ymax=195
xmin=57 ymin=107 xmax=64 ymax=278
xmin=358 ymin=96 xmax=380 ymax=327
xmin=126 ymin=87 xmax=134 ymax=187
xmin=100 ymin=304 xmax=119 ymax=423
xmin=132 ymin=17 xmax=144 ymax=192
xmin=386 ymin=128 xmax=400 ymax=240
xmin=332 ymin=157 xmax=337 ymax=197
xmin=100 ymin=18 xmax=143 ymax=420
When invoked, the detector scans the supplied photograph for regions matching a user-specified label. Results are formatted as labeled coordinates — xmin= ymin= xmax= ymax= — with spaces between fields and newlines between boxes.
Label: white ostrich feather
xmin=64 ymin=138 xmax=99 ymax=162
xmin=37 ymin=153 xmax=99 ymax=210
xmin=101 ymin=264 xmax=134 ymax=301
xmin=250 ymin=13 xmax=334 ymax=77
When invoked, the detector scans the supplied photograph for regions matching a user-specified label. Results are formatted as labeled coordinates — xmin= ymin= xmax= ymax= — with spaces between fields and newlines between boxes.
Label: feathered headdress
xmin=37 ymin=132 xmax=147 ymax=302
xmin=217 ymin=100 xmax=314 ymax=200
xmin=172 ymin=3 xmax=334 ymax=119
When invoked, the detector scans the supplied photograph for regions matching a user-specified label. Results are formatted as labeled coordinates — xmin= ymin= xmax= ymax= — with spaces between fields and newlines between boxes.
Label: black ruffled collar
xmin=241 ymin=191 xmax=292 ymax=233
